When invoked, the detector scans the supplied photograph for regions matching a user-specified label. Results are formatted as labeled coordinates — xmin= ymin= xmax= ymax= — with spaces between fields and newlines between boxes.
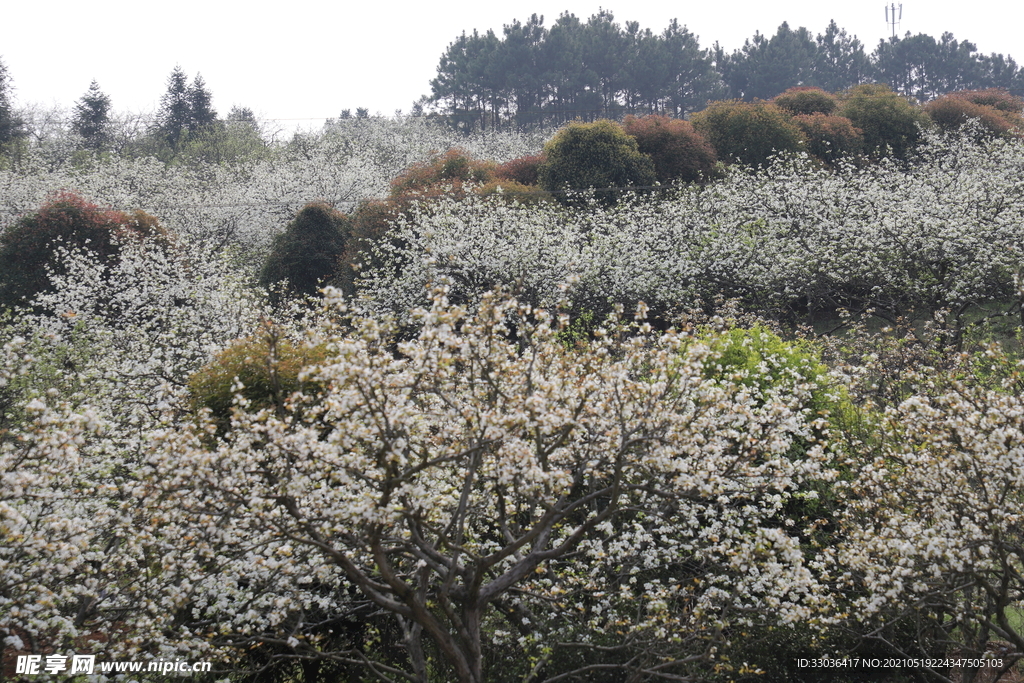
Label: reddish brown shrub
xmin=950 ymin=88 xmax=1024 ymax=114
xmin=0 ymin=192 xmax=167 ymax=310
xmin=924 ymin=91 xmax=1023 ymax=138
xmin=622 ymin=114 xmax=718 ymax=184
xmin=792 ymin=113 xmax=863 ymax=164
xmin=494 ymin=154 xmax=546 ymax=186
xmin=476 ymin=179 xmax=550 ymax=203
xmin=390 ymin=148 xmax=497 ymax=199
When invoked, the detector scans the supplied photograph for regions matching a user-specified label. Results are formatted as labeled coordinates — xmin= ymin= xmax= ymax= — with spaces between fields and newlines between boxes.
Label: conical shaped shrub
xmin=259 ymin=202 xmax=351 ymax=300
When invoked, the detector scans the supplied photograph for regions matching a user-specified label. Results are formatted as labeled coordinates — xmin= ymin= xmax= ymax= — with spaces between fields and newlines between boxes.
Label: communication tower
xmin=885 ymin=3 xmax=903 ymax=39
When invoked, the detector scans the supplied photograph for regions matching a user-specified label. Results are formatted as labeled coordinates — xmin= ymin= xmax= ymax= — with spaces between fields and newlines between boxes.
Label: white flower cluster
xmin=835 ymin=376 xmax=1024 ymax=654
xmin=0 ymin=117 xmax=549 ymax=257
xmin=359 ymin=130 xmax=1024 ymax=343
xmin=111 ymin=290 xmax=832 ymax=681
xmin=4 ymin=124 xmax=1024 ymax=680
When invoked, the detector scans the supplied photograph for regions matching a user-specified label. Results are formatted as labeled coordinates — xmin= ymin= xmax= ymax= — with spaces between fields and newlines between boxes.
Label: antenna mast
xmin=885 ymin=3 xmax=903 ymax=39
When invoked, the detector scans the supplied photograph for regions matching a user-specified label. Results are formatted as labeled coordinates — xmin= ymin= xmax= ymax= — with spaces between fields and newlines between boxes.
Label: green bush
xmin=0 ymin=192 xmax=167 ymax=311
xmin=702 ymin=325 xmax=836 ymax=419
xmin=475 ymin=179 xmax=550 ymax=204
xmin=537 ymin=119 xmax=657 ymax=205
xmin=259 ymin=202 xmax=351 ymax=300
xmin=622 ymin=114 xmax=718 ymax=184
xmin=690 ymin=100 xmax=806 ymax=168
xmin=838 ymin=84 xmax=931 ymax=160
xmin=772 ymin=87 xmax=839 ymax=116
xmin=187 ymin=326 xmax=329 ymax=435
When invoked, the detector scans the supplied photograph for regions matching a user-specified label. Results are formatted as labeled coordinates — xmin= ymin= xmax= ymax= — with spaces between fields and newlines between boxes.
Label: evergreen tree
xmin=723 ymin=23 xmax=819 ymax=100
xmin=660 ymin=20 xmax=725 ymax=116
xmin=495 ymin=14 xmax=546 ymax=125
xmin=0 ymin=57 xmax=25 ymax=146
xmin=542 ymin=13 xmax=590 ymax=121
xmin=156 ymin=66 xmax=219 ymax=152
xmin=873 ymin=33 xmax=979 ymax=101
xmin=158 ymin=65 xmax=192 ymax=149
xmin=72 ymin=80 xmax=112 ymax=150
xmin=187 ymin=74 xmax=217 ymax=128
xmin=227 ymin=105 xmax=256 ymax=123
xmin=976 ymin=53 xmax=1024 ymax=94
xmin=259 ymin=203 xmax=350 ymax=301
xmin=427 ymin=13 xmax=1023 ymax=131
xmin=814 ymin=20 xmax=872 ymax=92
xmin=580 ymin=10 xmax=628 ymax=116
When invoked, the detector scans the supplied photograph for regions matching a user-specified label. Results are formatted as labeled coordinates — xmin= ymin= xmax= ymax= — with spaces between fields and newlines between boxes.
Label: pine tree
xmin=814 ymin=20 xmax=872 ymax=92
xmin=187 ymin=74 xmax=217 ymax=129
xmin=724 ymin=23 xmax=819 ymax=100
xmin=158 ymin=65 xmax=192 ymax=149
xmin=227 ymin=105 xmax=255 ymax=122
xmin=72 ymin=80 xmax=112 ymax=150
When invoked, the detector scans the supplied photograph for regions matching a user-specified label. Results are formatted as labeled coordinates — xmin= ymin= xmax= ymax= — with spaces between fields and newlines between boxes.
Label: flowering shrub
xmin=125 ymin=290 xmax=835 ymax=682
xmin=0 ymin=117 xmax=550 ymax=265
xmin=2 ymin=116 xmax=1024 ymax=681
xmin=358 ymin=129 xmax=1024 ymax=348
xmin=835 ymin=371 xmax=1024 ymax=666
xmin=0 ymin=192 xmax=166 ymax=311
xmin=0 ymin=337 xmax=124 ymax=658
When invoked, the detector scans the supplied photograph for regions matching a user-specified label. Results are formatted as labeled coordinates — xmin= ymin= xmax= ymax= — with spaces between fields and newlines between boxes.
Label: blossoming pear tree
xmin=835 ymin=363 xmax=1024 ymax=679
xmin=126 ymin=290 xmax=836 ymax=682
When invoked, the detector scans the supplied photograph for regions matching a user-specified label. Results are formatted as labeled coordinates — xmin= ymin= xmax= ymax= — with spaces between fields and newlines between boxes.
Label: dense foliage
xmin=0 ymin=192 xmax=165 ymax=310
xmin=259 ymin=202 xmax=351 ymax=300
xmin=621 ymin=114 xmax=718 ymax=183
xmin=837 ymin=83 xmax=933 ymax=159
xmin=430 ymin=12 xmax=1024 ymax=129
xmin=924 ymin=88 xmax=1024 ymax=139
xmin=4 ymin=95 xmax=1024 ymax=683
xmin=71 ymin=80 xmax=112 ymax=151
xmin=691 ymin=100 xmax=806 ymax=167
xmin=537 ymin=119 xmax=656 ymax=204
xmin=0 ymin=58 xmax=25 ymax=148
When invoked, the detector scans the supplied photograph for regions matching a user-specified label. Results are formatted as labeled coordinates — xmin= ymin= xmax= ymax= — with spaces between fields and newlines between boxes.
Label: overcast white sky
xmin=3 ymin=0 xmax=1019 ymax=130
